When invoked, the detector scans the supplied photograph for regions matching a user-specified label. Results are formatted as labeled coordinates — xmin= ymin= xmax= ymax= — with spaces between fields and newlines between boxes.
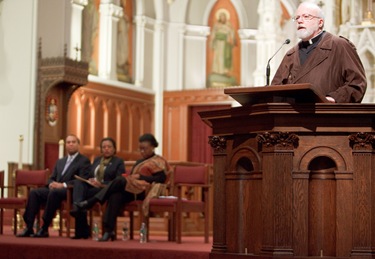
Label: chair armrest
xmin=175 ymin=184 xmax=210 ymax=201
xmin=1 ymin=185 xmax=14 ymax=189
xmin=175 ymin=183 xmax=211 ymax=188
xmin=0 ymin=186 xmax=14 ymax=198
xmin=66 ymin=185 xmax=73 ymax=201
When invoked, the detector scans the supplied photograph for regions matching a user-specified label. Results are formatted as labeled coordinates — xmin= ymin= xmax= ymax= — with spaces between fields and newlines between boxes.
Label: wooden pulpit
xmin=199 ymin=84 xmax=375 ymax=259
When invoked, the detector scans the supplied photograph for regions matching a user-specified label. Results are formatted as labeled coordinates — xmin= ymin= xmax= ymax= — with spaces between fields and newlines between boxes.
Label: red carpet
xmin=0 ymin=227 xmax=211 ymax=259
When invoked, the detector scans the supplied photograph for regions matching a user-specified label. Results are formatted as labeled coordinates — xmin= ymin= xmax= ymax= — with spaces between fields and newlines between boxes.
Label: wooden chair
xmin=37 ymin=175 xmax=73 ymax=237
xmin=0 ymin=169 xmax=49 ymax=235
xmin=122 ymin=175 xmax=168 ymax=240
xmin=0 ymin=171 xmax=5 ymax=234
xmin=88 ymin=202 xmax=106 ymax=236
xmin=119 ymin=169 xmax=144 ymax=240
xmin=123 ymin=199 xmax=144 ymax=240
xmin=146 ymin=164 xmax=210 ymax=243
xmin=59 ymin=186 xmax=73 ymax=237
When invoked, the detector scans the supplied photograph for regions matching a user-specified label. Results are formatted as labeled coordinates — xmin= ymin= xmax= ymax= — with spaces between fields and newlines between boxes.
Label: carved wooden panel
xmin=67 ymin=81 xmax=154 ymax=161
xmin=36 ymin=44 xmax=89 ymax=169
xmin=200 ymin=103 xmax=375 ymax=259
xmin=163 ymin=88 xmax=232 ymax=161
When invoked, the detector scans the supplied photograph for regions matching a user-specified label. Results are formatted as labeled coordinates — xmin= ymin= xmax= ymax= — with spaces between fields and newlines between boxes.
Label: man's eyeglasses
xmin=292 ymin=14 xmax=321 ymax=22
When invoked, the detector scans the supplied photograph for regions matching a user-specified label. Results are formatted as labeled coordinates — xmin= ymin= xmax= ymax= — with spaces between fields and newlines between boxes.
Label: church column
xmin=350 ymin=0 xmax=361 ymax=24
xmin=133 ymin=15 xmax=146 ymax=86
xmin=253 ymin=0 xmax=283 ymax=86
xmin=153 ymin=20 xmax=165 ymax=153
xmin=321 ymin=0 xmax=339 ymax=34
xmin=98 ymin=1 xmax=123 ymax=80
xmin=165 ymin=23 xmax=186 ymax=90
xmin=184 ymin=25 xmax=210 ymax=89
xmin=70 ymin=0 xmax=88 ymax=61
xmin=238 ymin=29 xmax=257 ymax=86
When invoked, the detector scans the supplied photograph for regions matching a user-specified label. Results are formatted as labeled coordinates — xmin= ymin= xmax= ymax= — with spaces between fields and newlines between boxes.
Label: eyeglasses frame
xmin=292 ymin=14 xmax=321 ymax=22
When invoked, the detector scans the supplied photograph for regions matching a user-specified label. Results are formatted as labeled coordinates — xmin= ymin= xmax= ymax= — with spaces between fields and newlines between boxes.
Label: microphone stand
xmin=266 ymin=61 xmax=271 ymax=86
xmin=265 ymin=39 xmax=290 ymax=86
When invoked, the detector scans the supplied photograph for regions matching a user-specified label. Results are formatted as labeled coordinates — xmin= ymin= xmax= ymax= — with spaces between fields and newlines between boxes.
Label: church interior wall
xmin=183 ymin=26 xmax=209 ymax=89
xmin=37 ymin=0 xmax=70 ymax=58
xmin=164 ymin=22 xmax=184 ymax=91
xmin=0 ymin=0 xmax=38 ymax=178
xmin=168 ymin=0 xmax=188 ymax=23
xmin=186 ymin=0 xmax=211 ymax=25
xmin=143 ymin=20 xmax=155 ymax=90
xmin=163 ymin=88 xmax=233 ymax=161
xmin=240 ymin=34 xmax=257 ymax=87
xmin=240 ymin=0 xmax=260 ymax=28
xmin=1 ymin=0 xmax=375 ymax=189
xmin=143 ymin=0 xmax=156 ymax=19
xmin=67 ymin=81 xmax=155 ymax=162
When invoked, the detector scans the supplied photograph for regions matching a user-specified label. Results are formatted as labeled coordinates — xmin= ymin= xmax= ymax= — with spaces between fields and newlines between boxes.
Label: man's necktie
xmin=61 ymin=156 xmax=73 ymax=176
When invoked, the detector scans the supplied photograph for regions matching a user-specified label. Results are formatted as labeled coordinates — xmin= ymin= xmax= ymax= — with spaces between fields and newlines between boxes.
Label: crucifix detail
xmin=74 ymin=44 xmax=82 ymax=61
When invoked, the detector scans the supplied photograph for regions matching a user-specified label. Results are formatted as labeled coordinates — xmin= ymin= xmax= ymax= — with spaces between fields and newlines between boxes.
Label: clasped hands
xmin=49 ymin=181 xmax=65 ymax=189
xmin=87 ymin=178 xmax=104 ymax=188
xmin=325 ymin=96 xmax=335 ymax=103
xmin=125 ymin=174 xmax=150 ymax=191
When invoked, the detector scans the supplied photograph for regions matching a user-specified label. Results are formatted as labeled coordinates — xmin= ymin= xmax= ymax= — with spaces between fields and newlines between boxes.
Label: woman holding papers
xmin=70 ymin=137 xmax=125 ymax=239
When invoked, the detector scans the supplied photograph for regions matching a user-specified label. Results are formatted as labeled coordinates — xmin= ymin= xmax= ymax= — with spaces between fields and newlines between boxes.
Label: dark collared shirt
xmin=299 ymin=31 xmax=325 ymax=65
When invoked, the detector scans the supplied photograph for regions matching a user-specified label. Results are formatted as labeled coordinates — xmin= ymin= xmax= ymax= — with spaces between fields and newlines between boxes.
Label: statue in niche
xmin=46 ymin=97 xmax=58 ymax=126
xmin=208 ymin=8 xmax=237 ymax=88
xmin=117 ymin=0 xmax=131 ymax=82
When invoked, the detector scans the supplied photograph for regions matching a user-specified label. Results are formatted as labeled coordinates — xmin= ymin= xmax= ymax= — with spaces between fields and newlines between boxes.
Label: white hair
xmin=299 ymin=1 xmax=325 ymax=20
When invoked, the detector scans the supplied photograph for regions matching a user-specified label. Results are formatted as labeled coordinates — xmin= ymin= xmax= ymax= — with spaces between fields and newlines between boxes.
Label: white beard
xmin=296 ymin=23 xmax=320 ymax=41
xmin=296 ymin=28 xmax=313 ymax=41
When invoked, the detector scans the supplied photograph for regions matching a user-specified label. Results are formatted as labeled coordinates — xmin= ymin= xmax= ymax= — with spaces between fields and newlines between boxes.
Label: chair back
xmin=0 ymin=171 xmax=4 ymax=198
xmin=173 ymin=165 xmax=208 ymax=185
xmin=15 ymin=169 xmax=49 ymax=187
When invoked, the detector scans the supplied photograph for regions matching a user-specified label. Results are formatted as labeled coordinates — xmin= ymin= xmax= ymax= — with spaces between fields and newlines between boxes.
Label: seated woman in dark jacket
xmin=70 ymin=137 xmax=125 ymax=239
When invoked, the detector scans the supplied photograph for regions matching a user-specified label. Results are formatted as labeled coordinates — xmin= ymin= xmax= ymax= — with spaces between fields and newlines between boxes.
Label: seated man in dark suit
xmin=16 ymin=134 xmax=91 ymax=238
xmin=70 ymin=137 xmax=125 ymax=239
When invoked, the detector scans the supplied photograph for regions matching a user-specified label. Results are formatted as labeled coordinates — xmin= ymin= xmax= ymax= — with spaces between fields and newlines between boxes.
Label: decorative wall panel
xmin=68 ymin=82 xmax=154 ymax=161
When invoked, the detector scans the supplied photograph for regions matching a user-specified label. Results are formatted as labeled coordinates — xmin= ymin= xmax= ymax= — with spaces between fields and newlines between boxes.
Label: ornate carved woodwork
xmin=67 ymin=81 xmax=155 ymax=161
xmin=35 ymin=40 xmax=88 ymax=169
xmin=200 ymin=102 xmax=375 ymax=259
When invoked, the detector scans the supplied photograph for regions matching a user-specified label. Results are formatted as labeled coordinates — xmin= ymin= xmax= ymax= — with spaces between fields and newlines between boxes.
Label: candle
xmin=18 ymin=135 xmax=24 ymax=169
xmin=58 ymin=139 xmax=64 ymax=158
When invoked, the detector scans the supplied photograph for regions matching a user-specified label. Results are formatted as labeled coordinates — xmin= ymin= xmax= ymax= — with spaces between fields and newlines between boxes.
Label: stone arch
xmin=203 ymin=0 xmax=248 ymax=28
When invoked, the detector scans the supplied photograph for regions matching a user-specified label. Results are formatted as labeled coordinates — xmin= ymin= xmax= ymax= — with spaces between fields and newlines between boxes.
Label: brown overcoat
xmin=271 ymin=32 xmax=367 ymax=103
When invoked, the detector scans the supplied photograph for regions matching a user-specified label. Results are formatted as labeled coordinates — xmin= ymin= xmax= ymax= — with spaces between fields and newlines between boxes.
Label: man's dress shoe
xmin=33 ymin=228 xmax=49 ymax=238
xmin=98 ymin=231 xmax=115 ymax=242
xmin=16 ymin=228 xmax=34 ymax=237
xmin=75 ymin=200 xmax=89 ymax=210
xmin=69 ymin=204 xmax=81 ymax=217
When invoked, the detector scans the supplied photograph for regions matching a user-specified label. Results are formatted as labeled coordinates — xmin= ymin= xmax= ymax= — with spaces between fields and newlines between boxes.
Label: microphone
xmin=266 ymin=39 xmax=291 ymax=86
